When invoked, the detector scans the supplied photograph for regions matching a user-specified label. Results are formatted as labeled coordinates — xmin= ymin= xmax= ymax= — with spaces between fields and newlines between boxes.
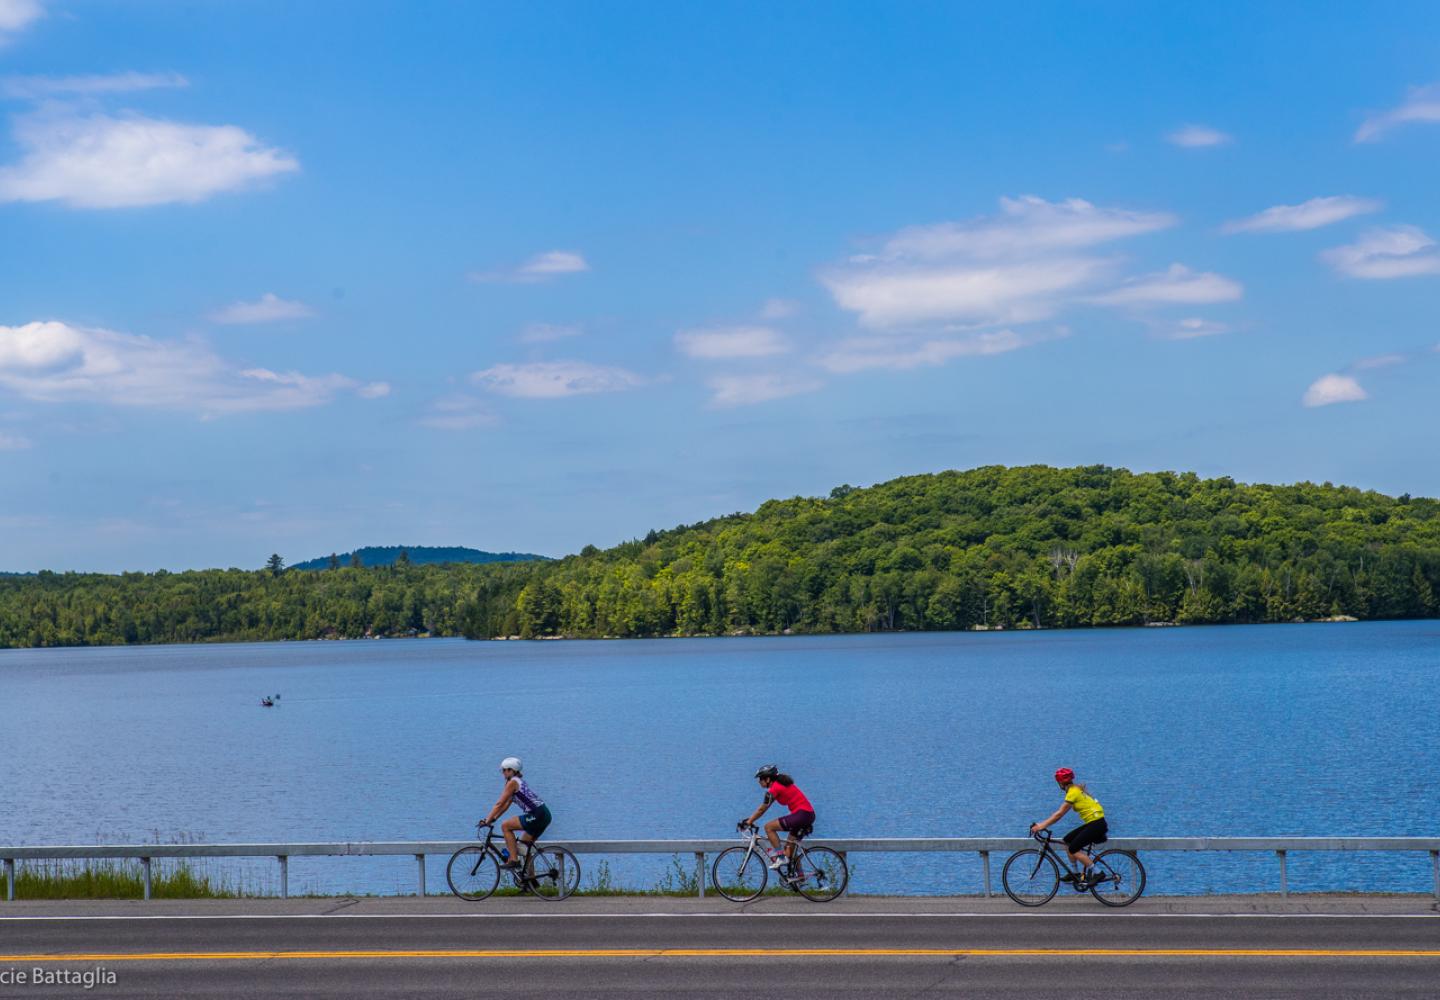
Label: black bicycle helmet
xmin=755 ymin=763 xmax=779 ymax=780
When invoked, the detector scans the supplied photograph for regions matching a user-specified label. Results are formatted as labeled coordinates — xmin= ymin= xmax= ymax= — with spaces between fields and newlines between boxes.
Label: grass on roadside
xmin=8 ymin=859 xmax=240 ymax=900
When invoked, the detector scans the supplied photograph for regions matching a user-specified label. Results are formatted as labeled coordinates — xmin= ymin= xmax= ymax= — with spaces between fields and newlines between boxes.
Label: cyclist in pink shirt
xmin=741 ymin=764 xmax=817 ymax=870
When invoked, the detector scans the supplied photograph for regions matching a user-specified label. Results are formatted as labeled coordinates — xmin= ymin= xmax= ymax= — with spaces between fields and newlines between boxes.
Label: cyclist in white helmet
xmin=481 ymin=756 xmax=551 ymax=869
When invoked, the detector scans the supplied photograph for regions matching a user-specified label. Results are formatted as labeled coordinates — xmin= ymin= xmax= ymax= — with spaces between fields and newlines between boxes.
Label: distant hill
xmin=291 ymin=546 xmax=548 ymax=570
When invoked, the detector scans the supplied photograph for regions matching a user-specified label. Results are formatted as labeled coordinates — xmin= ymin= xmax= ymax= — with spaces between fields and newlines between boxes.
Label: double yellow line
xmin=6 ymin=948 xmax=1440 ymax=961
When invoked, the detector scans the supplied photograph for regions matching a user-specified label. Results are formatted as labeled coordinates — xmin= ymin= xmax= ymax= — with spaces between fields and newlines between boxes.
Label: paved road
xmin=2 ymin=896 xmax=1437 ymax=998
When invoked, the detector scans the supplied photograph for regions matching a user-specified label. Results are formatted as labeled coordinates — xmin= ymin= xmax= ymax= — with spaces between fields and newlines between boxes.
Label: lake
xmin=1 ymin=622 xmax=1436 ymax=897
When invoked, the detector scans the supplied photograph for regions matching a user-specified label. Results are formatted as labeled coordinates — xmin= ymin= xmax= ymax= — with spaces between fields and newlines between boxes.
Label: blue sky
xmin=2 ymin=1 xmax=1439 ymax=572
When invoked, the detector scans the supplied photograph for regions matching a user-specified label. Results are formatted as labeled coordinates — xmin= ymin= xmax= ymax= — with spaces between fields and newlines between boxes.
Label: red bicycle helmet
xmin=1054 ymin=767 xmax=1075 ymax=783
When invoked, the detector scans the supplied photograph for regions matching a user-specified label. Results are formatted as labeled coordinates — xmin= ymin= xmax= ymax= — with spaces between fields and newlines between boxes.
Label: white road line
xmin=0 ymin=911 xmax=1435 ymax=921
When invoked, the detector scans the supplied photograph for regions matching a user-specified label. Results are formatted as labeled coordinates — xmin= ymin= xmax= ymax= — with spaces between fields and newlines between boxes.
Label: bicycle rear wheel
xmin=1089 ymin=849 xmax=1145 ymax=907
xmin=446 ymin=845 xmax=500 ymax=901
xmin=711 ymin=846 xmax=767 ymax=902
xmin=791 ymin=846 xmax=848 ymax=902
xmin=526 ymin=845 xmax=580 ymax=900
xmin=1001 ymin=849 xmax=1059 ymax=907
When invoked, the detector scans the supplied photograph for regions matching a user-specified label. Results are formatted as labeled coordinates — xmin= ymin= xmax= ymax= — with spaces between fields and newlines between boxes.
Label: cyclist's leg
xmin=762 ymin=817 xmax=785 ymax=854
xmin=500 ymin=816 xmax=524 ymax=863
xmin=1063 ymin=819 xmax=1106 ymax=871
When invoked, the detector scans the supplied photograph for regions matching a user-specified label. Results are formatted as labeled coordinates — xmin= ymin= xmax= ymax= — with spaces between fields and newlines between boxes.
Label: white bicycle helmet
xmin=500 ymin=756 xmax=523 ymax=774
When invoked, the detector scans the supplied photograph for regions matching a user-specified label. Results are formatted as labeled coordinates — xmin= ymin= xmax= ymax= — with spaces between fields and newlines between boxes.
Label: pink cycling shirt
xmin=767 ymin=781 xmax=814 ymax=813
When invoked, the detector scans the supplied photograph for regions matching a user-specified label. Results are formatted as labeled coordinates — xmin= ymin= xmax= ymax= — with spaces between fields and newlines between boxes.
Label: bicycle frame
xmin=472 ymin=822 xmax=538 ymax=887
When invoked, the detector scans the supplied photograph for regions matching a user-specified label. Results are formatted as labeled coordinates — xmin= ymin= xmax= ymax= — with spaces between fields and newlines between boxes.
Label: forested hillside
xmin=289 ymin=546 xmax=547 ymax=571
xmin=3 ymin=465 xmax=1439 ymax=648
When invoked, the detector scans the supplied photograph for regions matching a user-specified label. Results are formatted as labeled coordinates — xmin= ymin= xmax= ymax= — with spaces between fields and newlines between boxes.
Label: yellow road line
xmin=4 ymin=948 xmax=1440 ymax=961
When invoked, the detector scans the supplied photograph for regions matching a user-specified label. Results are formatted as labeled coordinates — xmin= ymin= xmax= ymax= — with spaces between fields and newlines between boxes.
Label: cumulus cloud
xmin=519 ymin=322 xmax=583 ymax=343
xmin=209 ymin=293 xmax=314 ymax=325
xmin=706 ymin=373 xmax=822 ymax=407
xmin=1321 ymin=226 xmax=1440 ymax=279
xmin=1303 ymin=373 xmax=1367 ymax=408
xmin=1166 ymin=124 xmax=1233 ymax=148
xmin=675 ymin=325 xmax=788 ymax=360
xmin=817 ymin=330 xmax=1042 ymax=374
xmin=356 ymin=381 xmax=391 ymax=399
xmin=469 ymin=250 xmax=589 ymax=284
xmin=1223 ymin=196 xmax=1383 ymax=234
xmin=759 ymin=298 xmax=799 ymax=320
xmin=0 ymin=0 xmax=42 ymax=45
xmin=470 ymin=360 xmax=646 ymax=399
xmin=1090 ymin=264 xmax=1243 ymax=306
xmin=1166 ymin=317 xmax=1231 ymax=340
xmin=419 ymin=394 xmax=499 ymax=430
xmin=0 ymin=71 xmax=188 ymax=100
xmin=0 ymin=429 xmax=31 ymax=450
xmin=821 ymin=196 xmax=1176 ymax=328
xmin=0 ymin=111 xmax=299 ymax=208
xmin=0 ymin=320 xmax=377 ymax=415
xmin=1355 ymin=83 xmax=1440 ymax=142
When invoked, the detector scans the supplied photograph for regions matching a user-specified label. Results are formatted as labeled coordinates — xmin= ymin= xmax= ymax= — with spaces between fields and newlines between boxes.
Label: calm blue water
xmin=1 ymin=623 xmax=1436 ymax=897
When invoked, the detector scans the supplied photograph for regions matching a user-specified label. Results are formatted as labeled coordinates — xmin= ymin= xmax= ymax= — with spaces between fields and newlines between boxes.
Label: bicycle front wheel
xmin=711 ymin=846 xmax=767 ymax=902
xmin=526 ymin=845 xmax=580 ymax=900
xmin=1001 ymin=849 xmax=1059 ymax=907
xmin=446 ymin=845 xmax=500 ymax=901
xmin=1089 ymin=849 xmax=1145 ymax=907
xmin=792 ymin=846 xmax=848 ymax=902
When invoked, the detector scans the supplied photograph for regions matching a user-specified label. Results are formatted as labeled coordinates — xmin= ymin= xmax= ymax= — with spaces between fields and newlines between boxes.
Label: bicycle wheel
xmin=711 ymin=845 xmax=768 ymax=902
xmin=526 ymin=845 xmax=580 ymax=900
xmin=791 ymin=846 xmax=848 ymax=902
xmin=1089 ymin=849 xmax=1145 ymax=907
xmin=446 ymin=845 xmax=500 ymax=901
xmin=1001 ymin=849 xmax=1059 ymax=907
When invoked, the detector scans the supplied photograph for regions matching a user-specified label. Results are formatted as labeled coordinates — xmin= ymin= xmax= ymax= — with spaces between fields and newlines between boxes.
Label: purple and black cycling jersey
xmin=512 ymin=778 xmax=545 ymax=812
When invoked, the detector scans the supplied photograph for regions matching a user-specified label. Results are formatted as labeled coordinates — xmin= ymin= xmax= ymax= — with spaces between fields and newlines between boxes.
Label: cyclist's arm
xmin=482 ymin=779 xmax=518 ymax=824
xmin=745 ymin=795 xmax=774 ymax=825
xmin=1030 ymin=801 xmax=1071 ymax=832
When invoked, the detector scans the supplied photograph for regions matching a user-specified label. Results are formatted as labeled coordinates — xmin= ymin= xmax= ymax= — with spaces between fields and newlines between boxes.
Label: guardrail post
xmin=980 ymin=851 xmax=992 ymax=898
xmin=141 ymin=857 xmax=152 ymax=901
xmin=1431 ymin=851 xmax=1438 ymax=904
xmin=695 ymin=852 xmax=705 ymax=898
xmin=4 ymin=859 xmax=13 ymax=901
xmin=278 ymin=856 xmax=289 ymax=899
xmin=416 ymin=854 xmax=426 ymax=897
xmin=1276 ymin=850 xmax=1287 ymax=901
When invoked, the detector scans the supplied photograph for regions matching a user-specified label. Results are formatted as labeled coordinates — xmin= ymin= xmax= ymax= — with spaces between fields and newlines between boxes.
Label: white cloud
xmin=1166 ymin=124 xmax=1233 ymax=148
xmin=1351 ymin=353 xmax=1405 ymax=371
xmin=356 ymin=381 xmax=391 ymax=399
xmin=519 ymin=322 xmax=583 ymax=343
xmin=209 ymin=293 xmax=314 ymax=325
xmin=0 ymin=429 xmax=30 ymax=450
xmin=419 ymin=394 xmax=499 ymax=430
xmin=759 ymin=298 xmax=799 ymax=320
xmin=0 ymin=112 xmax=299 ymax=208
xmin=675 ymin=325 xmax=788 ymax=360
xmin=0 ymin=320 xmax=376 ymax=415
xmin=470 ymin=360 xmax=646 ymax=399
xmin=1091 ymin=264 xmax=1243 ymax=306
xmin=469 ymin=250 xmax=590 ymax=284
xmin=706 ymin=373 xmax=822 ymax=407
xmin=1166 ymin=317 xmax=1231 ymax=340
xmin=1303 ymin=373 xmax=1367 ymax=408
xmin=817 ymin=330 xmax=1040 ymax=374
xmin=0 ymin=0 xmax=42 ymax=45
xmin=1355 ymin=83 xmax=1440 ymax=143
xmin=1321 ymin=226 xmax=1440 ymax=279
xmin=0 ymin=71 xmax=188 ymax=100
xmin=1223 ymin=196 xmax=1383 ymax=234
xmin=822 ymin=196 xmax=1175 ymax=328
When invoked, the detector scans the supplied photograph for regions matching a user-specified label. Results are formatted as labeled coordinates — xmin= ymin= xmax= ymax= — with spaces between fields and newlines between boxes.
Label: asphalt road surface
xmin=2 ymin=896 xmax=1437 ymax=998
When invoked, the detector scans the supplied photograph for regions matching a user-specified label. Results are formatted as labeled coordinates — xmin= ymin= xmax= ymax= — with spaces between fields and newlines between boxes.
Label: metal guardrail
xmin=4 ymin=838 xmax=1438 ymax=903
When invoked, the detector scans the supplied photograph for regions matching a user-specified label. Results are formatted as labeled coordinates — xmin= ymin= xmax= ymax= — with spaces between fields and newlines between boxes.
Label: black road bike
xmin=711 ymin=822 xmax=848 ymax=903
xmin=1001 ymin=828 xmax=1145 ymax=907
xmin=446 ymin=821 xmax=580 ymax=901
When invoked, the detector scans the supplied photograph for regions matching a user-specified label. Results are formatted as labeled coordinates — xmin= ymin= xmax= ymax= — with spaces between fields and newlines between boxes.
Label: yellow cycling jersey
xmin=1064 ymin=785 xmax=1104 ymax=823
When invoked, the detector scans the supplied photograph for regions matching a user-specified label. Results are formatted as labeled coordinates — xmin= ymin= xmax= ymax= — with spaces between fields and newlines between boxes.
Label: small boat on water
xmin=259 ymin=693 xmax=280 ymax=707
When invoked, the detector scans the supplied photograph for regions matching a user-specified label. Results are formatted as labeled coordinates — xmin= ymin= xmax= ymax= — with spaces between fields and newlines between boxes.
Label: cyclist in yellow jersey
xmin=1030 ymin=767 xmax=1108 ymax=886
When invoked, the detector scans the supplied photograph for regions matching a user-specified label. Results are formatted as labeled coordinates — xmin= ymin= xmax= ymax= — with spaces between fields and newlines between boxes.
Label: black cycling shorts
xmin=1063 ymin=817 xmax=1108 ymax=852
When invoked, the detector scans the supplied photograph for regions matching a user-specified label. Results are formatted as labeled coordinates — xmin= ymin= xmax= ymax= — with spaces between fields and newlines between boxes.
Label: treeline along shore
xmin=4 ymin=465 xmax=1440 ymax=649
